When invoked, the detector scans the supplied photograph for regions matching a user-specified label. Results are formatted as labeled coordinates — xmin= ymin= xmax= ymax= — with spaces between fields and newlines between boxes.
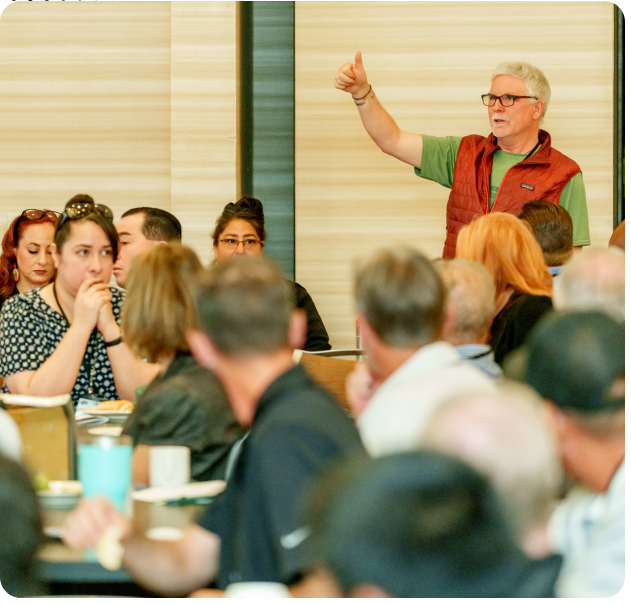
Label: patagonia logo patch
xmin=521 ymin=184 xmax=535 ymax=191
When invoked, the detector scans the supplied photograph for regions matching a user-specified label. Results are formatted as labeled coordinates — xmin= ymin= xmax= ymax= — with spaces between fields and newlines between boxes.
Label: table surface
xmin=38 ymin=419 xmax=210 ymax=586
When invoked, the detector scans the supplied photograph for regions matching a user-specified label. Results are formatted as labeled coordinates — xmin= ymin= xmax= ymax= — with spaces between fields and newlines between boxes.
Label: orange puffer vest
xmin=442 ymin=129 xmax=581 ymax=258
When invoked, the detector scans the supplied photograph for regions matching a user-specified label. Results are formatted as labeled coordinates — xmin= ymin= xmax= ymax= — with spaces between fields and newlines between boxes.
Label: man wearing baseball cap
xmin=515 ymin=311 xmax=624 ymax=598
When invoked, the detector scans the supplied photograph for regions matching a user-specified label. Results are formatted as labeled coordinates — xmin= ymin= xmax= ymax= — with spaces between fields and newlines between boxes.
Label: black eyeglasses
xmin=58 ymin=200 xmax=114 ymax=232
xmin=13 ymin=209 xmax=60 ymax=241
xmin=481 ymin=94 xmax=538 ymax=107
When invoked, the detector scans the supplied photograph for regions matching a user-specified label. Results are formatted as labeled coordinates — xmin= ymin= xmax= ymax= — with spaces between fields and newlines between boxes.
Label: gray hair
xmin=553 ymin=247 xmax=625 ymax=322
xmin=420 ymin=383 xmax=563 ymax=543
xmin=435 ymin=258 xmax=496 ymax=342
xmin=491 ymin=61 xmax=551 ymax=119
xmin=354 ymin=247 xmax=445 ymax=348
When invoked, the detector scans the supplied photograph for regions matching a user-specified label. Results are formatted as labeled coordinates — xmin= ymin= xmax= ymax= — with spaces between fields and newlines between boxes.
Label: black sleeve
xmin=293 ymin=282 xmax=331 ymax=351
xmin=496 ymin=295 xmax=553 ymax=366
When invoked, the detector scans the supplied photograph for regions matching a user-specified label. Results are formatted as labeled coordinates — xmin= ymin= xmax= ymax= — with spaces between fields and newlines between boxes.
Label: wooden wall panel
xmin=0 ymin=1 xmax=237 ymax=267
xmin=296 ymin=1 xmax=614 ymax=348
xmin=171 ymin=1 xmax=237 ymax=266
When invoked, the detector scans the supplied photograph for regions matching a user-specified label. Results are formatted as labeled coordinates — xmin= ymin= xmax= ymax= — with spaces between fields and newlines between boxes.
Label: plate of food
xmin=37 ymin=480 xmax=83 ymax=510
xmin=80 ymin=400 xmax=134 ymax=423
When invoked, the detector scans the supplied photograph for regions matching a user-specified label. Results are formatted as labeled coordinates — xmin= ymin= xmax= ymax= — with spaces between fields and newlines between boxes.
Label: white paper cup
xmin=149 ymin=446 xmax=190 ymax=488
xmin=223 ymin=582 xmax=292 ymax=598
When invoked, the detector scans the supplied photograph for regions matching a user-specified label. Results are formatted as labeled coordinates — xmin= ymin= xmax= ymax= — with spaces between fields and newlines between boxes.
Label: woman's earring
xmin=12 ymin=265 xmax=19 ymax=282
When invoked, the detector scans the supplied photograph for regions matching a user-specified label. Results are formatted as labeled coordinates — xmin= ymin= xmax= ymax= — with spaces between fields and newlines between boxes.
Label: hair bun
xmin=235 ymin=196 xmax=264 ymax=216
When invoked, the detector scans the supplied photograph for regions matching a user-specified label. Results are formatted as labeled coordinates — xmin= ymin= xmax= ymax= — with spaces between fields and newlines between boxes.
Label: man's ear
xmin=356 ymin=312 xmax=377 ymax=349
xmin=186 ymin=329 xmax=219 ymax=370
xmin=349 ymin=584 xmax=392 ymax=598
xmin=441 ymin=301 xmax=457 ymax=339
xmin=50 ymin=243 xmax=61 ymax=269
xmin=542 ymin=399 xmax=568 ymax=439
xmin=156 ymin=240 xmax=169 ymax=247
xmin=533 ymin=99 xmax=544 ymax=121
xmin=288 ymin=309 xmax=307 ymax=351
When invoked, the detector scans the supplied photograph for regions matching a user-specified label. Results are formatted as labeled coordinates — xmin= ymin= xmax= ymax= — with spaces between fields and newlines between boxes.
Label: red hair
xmin=455 ymin=213 xmax=553 ymax=299
xmin=0 ymin=212 xmax=58 ymax=302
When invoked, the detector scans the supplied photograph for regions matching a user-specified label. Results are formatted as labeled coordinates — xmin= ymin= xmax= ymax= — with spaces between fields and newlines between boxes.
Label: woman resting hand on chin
xmin=0 ymin=194 xmax=159 ymax=406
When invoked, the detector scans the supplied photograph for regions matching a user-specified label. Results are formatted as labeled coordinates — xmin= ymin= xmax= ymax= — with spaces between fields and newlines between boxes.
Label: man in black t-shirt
xmin=63 ymin=256 xmax=363 ymax=596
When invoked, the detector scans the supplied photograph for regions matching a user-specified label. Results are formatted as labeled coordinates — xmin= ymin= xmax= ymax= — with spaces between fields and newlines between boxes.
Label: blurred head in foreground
xmin=421 ymin=384 xmax=562 ymax=557
xmin=553 ymin=246 xmax=624 ymax=322
xmin=510 ymin=311 xmax=624 ymax=492
xmin=302 ymin=451 xmax=561 ymax=598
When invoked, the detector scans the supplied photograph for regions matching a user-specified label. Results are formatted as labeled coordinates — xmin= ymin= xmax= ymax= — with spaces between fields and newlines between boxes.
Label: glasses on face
xmin=58 ymin=200 xmax=114 ymax=232
xmin=481 ymin=93 xmax=538 ymax=107
xmin=14 ymin=209 xmax=60 ymax=241
xmin=217 ymin=237 xmax=262 ymax=251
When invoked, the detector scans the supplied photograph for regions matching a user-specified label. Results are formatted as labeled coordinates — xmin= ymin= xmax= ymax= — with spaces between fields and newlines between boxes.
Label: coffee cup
xmin=149 ymin=445 xmax=190 ymax=488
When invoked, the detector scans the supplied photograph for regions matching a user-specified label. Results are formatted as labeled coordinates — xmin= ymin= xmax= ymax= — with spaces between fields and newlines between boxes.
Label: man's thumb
xmin=355 ymin=51 xmax=364 ymax=71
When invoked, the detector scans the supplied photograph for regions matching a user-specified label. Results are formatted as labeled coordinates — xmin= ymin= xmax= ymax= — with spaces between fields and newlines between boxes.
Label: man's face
xmin=487 ymin=75 xmax=542 ymax=142
xmin=113 ymin=213 xmax=154 ymax=288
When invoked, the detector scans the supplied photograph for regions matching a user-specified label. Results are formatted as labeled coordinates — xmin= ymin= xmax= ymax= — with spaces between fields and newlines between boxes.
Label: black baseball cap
xmin=509 ymin=311 xmax=624 ymax=413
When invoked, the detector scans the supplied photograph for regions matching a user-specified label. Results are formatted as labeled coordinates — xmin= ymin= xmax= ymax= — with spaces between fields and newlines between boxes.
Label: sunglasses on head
xmin=58 ymin=199 xmax=114 ymax=232
xmin=13 ymin=209 xmax=60 ymax=241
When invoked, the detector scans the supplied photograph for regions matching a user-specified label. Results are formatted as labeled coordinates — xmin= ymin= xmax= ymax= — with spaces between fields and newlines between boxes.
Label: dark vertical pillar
xmin=238 ymin=1 xmax=295 ymax=279
xmin=613 ymin=5 xmax=624 ymax=226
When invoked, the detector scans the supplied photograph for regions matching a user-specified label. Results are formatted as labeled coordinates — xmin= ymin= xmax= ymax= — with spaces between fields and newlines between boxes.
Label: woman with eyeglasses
xmin=0 ymin=194 xmax=159 ymax=406
xmin=0 ymin=209 xmax=58 ymax=311
xmin=212 ymin=196 xmax=331 ymax=351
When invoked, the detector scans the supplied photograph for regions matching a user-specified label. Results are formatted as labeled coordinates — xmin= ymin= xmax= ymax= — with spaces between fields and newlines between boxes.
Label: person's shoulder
xmin=2 ymin=287 xmax=44 ymax=317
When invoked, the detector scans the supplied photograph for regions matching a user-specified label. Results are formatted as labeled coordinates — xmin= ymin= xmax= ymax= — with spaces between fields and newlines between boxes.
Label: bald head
xmin=553 ymin=247 xmax=624 ymax=322
xmin=420 ymin=385 xmax=562 ymax=547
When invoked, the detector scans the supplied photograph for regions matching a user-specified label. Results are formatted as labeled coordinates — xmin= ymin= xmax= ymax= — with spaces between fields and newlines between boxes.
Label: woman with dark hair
xmin=212 ymin=197 xmax=331 ymax=351
xmin=0 ymin=209 xmax=58 ymax=311
xmin=0 ymin=194 xmax=158 ymax=406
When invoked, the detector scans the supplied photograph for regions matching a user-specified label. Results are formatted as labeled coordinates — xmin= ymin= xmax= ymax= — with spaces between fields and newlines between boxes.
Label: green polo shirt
xmin=414 ymin=135 xmax=591 ymax=246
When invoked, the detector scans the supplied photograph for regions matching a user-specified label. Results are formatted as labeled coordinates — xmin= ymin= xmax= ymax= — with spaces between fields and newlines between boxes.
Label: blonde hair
xmin=491 ymin=61 xmax=551 ymax=119
xmin=122 ymin=244 xmax=203 ymax=363
xmin=456 ymin=213 xmax=552 ymax=299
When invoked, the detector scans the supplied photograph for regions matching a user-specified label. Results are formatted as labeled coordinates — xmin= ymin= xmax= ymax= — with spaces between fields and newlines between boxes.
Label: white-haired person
xmin=553 ymin=247 xmax=624 ymax=323
xmin=334 ymin=57 xmax=589 ymax=258
xmin=420 ymin=383 xmax=564 ymax=560
xmin=435 ymin=258 xmax=502 ymax=378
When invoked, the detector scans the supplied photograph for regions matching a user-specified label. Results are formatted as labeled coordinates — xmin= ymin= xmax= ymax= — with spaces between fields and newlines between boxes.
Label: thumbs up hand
xmin=334 ymin=51 xmax=370 ymax=98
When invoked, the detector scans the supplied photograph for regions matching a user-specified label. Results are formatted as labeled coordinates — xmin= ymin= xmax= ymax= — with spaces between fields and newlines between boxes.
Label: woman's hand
xmin=72 ymin=279 xmax=112 ymax=334
xmin=96 ymin=292 xmax=120 ymax=342
xmin=334 ymin=51 xmax=370 ymax=98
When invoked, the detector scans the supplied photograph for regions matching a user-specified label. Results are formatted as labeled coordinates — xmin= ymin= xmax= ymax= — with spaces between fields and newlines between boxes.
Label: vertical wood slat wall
xmin=296 ymin=1 xmax=615 ymax=348
xmin=0 ymin=1 xmax=237 ymax=267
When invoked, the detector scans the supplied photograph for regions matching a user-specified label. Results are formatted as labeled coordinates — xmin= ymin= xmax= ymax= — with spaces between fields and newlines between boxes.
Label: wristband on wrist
xmin=104 ymin=335 xmax=123 ymax=348
xmin=352 ymin=84 xmax=374 ymax=106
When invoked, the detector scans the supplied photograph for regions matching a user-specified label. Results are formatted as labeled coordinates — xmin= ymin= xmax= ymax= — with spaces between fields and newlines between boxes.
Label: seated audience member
xmin=456 ymin=213 xmax=553 ymax=366
xmin=121 ymin=244 xmax=243 ymax=485
xmin=435 ymin=258 xmax=502 ymax=378
xmin=0 ymin=195 xmax=159 ymax=406
xmin=516 ymin=311 xmax=624 ymax=598
xmin=346 ymin=247 xmax=494 ymax=457
xmin=212 ymin=196 xmax=331 ymax=351
xmin=298 ymin=451 xmax=562 ymax=597
xmin=113 ymin=207 xmax=182 ymax=288
xmin=608 ymin=219 xmax=624 ymax=251
xmin=0 ymin=209 xmax=58 ymax=311
xmin=0 ymin=453 xmax=45 ymax=597
xmin=0 ymin=408 xmax=21 ymax=461
xmin=63 ymin=256 xmax=364 ymax=595
xmin=518 ymin=199 xmax=574 ymax=278
xmin=421 ymin=384 xmax=563 ymax=559
xmin=553 ymin=246 xmax=624 ymax=322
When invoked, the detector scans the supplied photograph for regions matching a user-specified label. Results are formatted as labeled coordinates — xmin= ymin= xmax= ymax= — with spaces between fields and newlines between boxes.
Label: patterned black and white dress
xmin=0 ymin=287 xmax=125 ymax=406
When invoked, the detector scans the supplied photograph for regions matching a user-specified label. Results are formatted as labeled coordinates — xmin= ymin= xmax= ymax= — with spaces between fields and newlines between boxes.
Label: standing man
xmin=334 ymin=54 xmax=590 ymax=258
xmin=113 ymin=207 xmax=182 ymax=288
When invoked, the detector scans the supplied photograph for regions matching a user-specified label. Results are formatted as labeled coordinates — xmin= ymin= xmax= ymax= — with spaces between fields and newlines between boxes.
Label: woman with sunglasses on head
xmin=0 ymin=209 xmax=58 ymax=311
xmin=0 ymin=194 xmax=159 ymax=406
xmin=212 ymin=196 xmax=331 ymax=351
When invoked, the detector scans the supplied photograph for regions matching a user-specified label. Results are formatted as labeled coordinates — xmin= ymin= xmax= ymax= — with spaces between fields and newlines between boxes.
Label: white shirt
xmin=548 ymin=459 xmax=625 ymax=598
xmin=357 ymin=341 xmax=496 ymax=457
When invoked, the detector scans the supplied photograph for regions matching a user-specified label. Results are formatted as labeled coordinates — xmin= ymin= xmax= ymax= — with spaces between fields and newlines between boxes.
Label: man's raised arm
xmin=335 ymin=51 xmax=423 ymax=168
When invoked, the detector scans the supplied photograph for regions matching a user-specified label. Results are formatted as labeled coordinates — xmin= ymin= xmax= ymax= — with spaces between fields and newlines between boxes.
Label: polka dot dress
xmin=0 ymin=286 xmax=125 ymax=406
